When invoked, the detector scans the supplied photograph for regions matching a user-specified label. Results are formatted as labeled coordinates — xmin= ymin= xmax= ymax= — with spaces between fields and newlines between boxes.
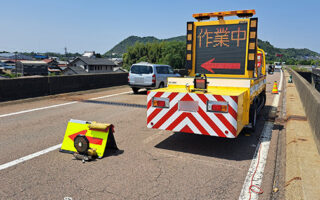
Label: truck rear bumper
xmin=147 ymin=91 xmax=243 ymax=138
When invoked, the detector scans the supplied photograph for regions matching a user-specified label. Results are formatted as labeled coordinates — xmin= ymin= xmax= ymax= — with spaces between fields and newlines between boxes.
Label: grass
xmin=0 ymin=73 xmax=22 ymax=78
xmin=289 ymin=65 xmax=310 ymax=72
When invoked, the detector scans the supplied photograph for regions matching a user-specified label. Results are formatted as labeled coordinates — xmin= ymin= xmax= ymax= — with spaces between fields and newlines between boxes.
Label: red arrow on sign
xmin=201 ymin=58 xmax=241 ymax=73
xmin=68 ymin=130 xmax=103 ymax=145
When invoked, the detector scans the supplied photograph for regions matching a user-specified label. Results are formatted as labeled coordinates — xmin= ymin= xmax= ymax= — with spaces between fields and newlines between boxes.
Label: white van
xmin=128 ymin=62 xmax=180 ymax=94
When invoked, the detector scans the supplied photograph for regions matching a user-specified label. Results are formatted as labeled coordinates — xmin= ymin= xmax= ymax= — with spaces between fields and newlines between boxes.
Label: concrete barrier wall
xmin=0 ymin=77 xmax=49 ymax=101
xmin=312 ymin=68 xmax=320 ymax=92
xmin=287 ymin=68 xmax=320 ymax=153
xmin=297 ymin=71 xmax=312 ymax=83
xmin=0 ymin=73 xmax=128 ymax=102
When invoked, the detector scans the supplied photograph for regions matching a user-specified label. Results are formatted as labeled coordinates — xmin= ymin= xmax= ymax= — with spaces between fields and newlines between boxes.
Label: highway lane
xmin=0 ymin=72 xmax=281 ymax=200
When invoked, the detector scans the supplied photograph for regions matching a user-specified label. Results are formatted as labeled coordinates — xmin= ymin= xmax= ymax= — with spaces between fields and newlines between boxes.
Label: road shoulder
xmin=284 ymin=70 xmax=320 ymax=200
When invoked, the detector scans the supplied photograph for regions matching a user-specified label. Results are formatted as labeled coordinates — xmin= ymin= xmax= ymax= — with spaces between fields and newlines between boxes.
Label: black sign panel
xmin=195 ymin=23 xmax=248 ymax=75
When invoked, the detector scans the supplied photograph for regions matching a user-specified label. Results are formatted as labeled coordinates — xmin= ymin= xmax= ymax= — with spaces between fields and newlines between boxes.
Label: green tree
xmin=122 ymin=41 xmax=185 ymax=70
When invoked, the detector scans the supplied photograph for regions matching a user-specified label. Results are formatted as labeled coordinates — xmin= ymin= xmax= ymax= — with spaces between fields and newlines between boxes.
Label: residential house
xmin=0 ymin=60 xmax=16 ymax=74
xmin=42 ymin=59 xmax=61 ymax=75
xmin=64 ymin=56 xmax=117 ymax=75
xmin=15 ymin=60 xmax=48 ymax=76
xmin=57 ymin=60 xmax=69 ymax=71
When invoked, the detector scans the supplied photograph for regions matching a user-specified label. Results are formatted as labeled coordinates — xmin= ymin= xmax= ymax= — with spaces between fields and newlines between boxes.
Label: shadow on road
xmin=154 ymin=106 xmax=274 ymax=161
xmin=81 ymin=99 xmax=147 ymax=108
xmin=128 ymin=89 xmax=148 ymax=95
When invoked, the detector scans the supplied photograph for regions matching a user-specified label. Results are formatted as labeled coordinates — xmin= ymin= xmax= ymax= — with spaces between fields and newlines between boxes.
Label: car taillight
xmin=152 ymin=74 xmax=156 ymax=84
xmin=152 ymin=97 xmax=169 ymax=108
xmin=128 ymin=74 xmax=130 ymax=82
xmin=207 ymin=101 xmax=228 ymax=113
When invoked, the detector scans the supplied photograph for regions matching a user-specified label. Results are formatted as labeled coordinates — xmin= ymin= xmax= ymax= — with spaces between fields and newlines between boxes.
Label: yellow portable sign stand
xmin=60 ymin=119 xmax=118 ymax=158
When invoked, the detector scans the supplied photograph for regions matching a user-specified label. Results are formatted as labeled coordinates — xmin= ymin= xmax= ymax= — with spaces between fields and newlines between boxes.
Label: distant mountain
xmin=104 ymin=35 xmax=319 ymax=61
xmin=104 ymin=36 xmax=185 ymax=56
xmin=257 ymin=39 xmax=319 ymax=61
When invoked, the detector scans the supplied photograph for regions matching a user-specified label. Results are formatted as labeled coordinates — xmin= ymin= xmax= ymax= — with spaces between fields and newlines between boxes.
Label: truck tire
xmin=249 ymin=102 xmax=257 ymax=132
xmin=132 ymin=87 xmax=139 ymax=94
xmin=261 ymin=92 xmax=266 ymax=109
xmin=159 ymin=82 xmax=164 ymax=88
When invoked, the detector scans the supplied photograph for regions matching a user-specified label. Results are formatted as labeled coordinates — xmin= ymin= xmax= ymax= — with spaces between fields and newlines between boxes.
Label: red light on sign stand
xmin=195 ymin=79 xmax=206 ymax=89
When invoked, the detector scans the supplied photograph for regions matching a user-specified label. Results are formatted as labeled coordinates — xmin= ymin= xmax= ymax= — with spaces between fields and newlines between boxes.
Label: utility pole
xmin=14 ymin=52 xmax=17 ymax=77
xmin=64 ymin=47 xmax=68 ymax=61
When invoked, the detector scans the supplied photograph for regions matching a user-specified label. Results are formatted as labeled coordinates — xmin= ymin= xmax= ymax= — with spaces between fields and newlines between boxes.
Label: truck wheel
xmin=132 ymin=87 xmax=139 ymax=94
xmin=261 ymin=92 xmax=266 ymax=109
xmin=159 ymin=82 xmax=164 ymax=88
xmin=249 ymin=102 xmax=257 ymax=132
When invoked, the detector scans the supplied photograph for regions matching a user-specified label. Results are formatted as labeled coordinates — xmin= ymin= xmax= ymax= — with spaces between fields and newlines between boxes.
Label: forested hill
xmin=104 ymin=36 xmax=185 ymax=56
xmin=257 ymin=39 xmax=319 ymax=62
xmin=105 ymin=35 xmax=319 ymax=63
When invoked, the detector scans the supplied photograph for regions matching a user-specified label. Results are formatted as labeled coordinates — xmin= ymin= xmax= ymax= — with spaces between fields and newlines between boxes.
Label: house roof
xmin=18 ymin=60 xmax=47 ymax=65
xmin=114 ymin=68 xmax=128 ymax=73
xmin=64 ymin=66 xmax=87 ymax=74
xmin=72 ymin=57 xmax=117 ymax=66
xmin=42 ymin=59 xmax=54 ymax=63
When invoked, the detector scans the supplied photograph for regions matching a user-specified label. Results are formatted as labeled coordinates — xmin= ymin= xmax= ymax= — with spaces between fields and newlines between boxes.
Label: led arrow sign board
xmin=193 ymin=18 xmax=257 ymax=76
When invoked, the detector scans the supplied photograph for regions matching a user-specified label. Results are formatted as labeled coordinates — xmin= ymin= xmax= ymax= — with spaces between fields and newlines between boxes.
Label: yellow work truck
xmin=147 ymin=10 xmax=266 ymax=138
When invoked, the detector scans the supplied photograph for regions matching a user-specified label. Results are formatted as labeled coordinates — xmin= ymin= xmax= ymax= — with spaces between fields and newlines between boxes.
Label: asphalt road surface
xmin=0 ymin=72 xmax=281 ymax=200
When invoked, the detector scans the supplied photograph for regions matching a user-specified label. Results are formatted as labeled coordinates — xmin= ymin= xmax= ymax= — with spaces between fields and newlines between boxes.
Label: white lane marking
xmin=238 ymin=122 xmax=274 ymax=200
xmin=0 ymin=91 xmax=132 ymax=170
xmin=0 ymin=91 xmax=131 ymax=118
xmin=0 ymin=144 xmax=62 ymax=171
xmin=239 ymin=69 xmax=283 ymax=200
xmin=0 ymin=102 xmax=77 ymax=118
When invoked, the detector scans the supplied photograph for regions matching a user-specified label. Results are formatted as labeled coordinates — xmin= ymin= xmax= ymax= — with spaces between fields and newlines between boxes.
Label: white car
xmin=128 ymin=62 xmax=180 ymax=94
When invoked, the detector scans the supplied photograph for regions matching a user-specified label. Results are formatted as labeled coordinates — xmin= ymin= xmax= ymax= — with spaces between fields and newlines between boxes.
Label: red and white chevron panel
xmin=147 ymin=91 xmax=239 ymax=138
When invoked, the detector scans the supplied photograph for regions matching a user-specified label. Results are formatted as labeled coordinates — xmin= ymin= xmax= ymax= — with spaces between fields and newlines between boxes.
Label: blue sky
xmin=1 ymin=0 xmax=319 ymax=54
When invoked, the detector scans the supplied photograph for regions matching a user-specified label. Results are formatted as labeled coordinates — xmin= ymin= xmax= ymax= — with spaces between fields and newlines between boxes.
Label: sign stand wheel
xmin=74 ymin=135 xmax=89 ymax=154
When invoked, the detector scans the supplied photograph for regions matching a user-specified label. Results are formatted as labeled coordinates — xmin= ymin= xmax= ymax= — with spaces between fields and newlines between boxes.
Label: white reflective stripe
xmin=191 ymin=94 xmax=232 ymax=135
xmin=149 ymin=92 xmax=237 ymax=138
xmin=172 ymin=117 xmax=201 ymax=133
xmin=159 ymin=109 xmax=182 ymax=130
xmin=193 ymin=112 xmax=218 ymax=136
xmin=147 ymin=92 xmax=170 ymax=116
xmin=147 ymin=91 xmax=156 ymax=103
xmin=147 ymin=93 xmax=184 ymax=126
xmin=187 ymin=93 xmax=234 ymax=137
xmin=206 ymin=95 xmax=237 ymax=129
xmin=222 ymin=95 xmax=238 ymax=111
xmin=69 ymin=119 xmax=88 ymax=124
